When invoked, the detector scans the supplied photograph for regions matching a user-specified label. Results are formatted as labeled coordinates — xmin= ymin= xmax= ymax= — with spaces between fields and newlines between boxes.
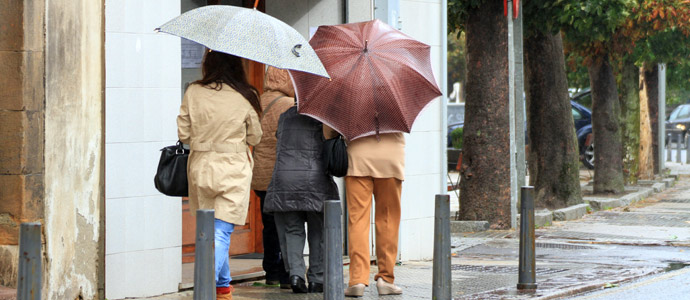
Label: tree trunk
xmin=589 ymin=54 xmax=624 ymax=194
xmin=617 ymin=60 xmax=640 ymax=184
xmin=459 ymin=0 xmax=510 ymax=229
xmin=641 ymin=63 xmax=660 ymax=174
xmin=639 ymin=65 xmax=655 ymax=179
xmin=524 ymin=32 xmax=582 ymax=209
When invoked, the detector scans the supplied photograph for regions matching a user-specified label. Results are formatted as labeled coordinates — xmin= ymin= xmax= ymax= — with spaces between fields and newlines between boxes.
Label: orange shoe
xmin=216 ymin=285 xmax=234 ymax=300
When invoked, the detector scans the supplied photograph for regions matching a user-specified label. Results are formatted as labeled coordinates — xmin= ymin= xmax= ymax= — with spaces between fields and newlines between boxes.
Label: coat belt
xmin=190 ymin=142 xmax=247 ymax=153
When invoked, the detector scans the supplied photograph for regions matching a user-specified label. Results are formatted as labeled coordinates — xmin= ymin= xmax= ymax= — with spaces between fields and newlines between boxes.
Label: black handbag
xmin=154 ymin=141 xmax=190 ymax=197
xmin=322 ymin=135 xmax=348 ymax=177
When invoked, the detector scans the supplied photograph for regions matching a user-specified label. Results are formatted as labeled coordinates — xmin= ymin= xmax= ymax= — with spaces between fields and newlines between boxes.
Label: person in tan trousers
xmin=325 ymin=129 xmax=405 ymax=297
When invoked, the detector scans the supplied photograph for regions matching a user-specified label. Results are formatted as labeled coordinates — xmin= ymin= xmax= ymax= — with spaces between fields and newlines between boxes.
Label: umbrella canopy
xmin=289 ymin=19 xmax=442 ymax=141
xmin=156 ymin=5 xmax=329 ymax=78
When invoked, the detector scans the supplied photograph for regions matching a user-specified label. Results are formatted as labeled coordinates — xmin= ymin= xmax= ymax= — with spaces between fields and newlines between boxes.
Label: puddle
xmin=664 ymin=261 xmax=690 ymax=272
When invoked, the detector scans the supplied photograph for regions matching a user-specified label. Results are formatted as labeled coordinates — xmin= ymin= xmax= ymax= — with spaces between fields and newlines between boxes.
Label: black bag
xmin=322 ymin=135 xmax=348 ymax=177
xmin=154 ymin=141 xmax=190 ymax=197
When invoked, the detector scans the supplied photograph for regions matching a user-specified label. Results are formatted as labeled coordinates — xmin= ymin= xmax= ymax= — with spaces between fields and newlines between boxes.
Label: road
xmin=572 ymin=267 xmax=690 ymax=300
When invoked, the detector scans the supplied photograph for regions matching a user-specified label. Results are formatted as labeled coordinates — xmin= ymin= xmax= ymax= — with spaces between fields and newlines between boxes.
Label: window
xmin=572 ymin=108 xmax=583 ymax=120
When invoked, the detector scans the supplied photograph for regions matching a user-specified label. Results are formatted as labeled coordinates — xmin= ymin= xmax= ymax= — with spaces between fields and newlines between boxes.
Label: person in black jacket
xmin=264 ymin=106 xmax=340 ymax=294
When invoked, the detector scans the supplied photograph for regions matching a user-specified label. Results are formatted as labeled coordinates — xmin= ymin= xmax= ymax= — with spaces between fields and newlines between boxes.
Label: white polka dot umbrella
xmin=156 ymin=5 xmax=329 ymax=78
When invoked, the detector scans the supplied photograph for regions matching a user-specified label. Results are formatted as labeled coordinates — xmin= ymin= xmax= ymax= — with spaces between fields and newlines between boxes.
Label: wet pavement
xmin=132 ymin=167 xmax=690 ymax=300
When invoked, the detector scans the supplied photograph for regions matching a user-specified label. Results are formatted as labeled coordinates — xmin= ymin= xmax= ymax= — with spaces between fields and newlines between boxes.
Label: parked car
xmin=666 ymin=103 xmax=690 ymax=145
xmin=447 ymin=99 xmax=594 ymax=170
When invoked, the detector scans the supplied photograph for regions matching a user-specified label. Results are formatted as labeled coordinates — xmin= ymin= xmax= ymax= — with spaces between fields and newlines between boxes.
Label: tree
xmin=523 ymin=1 xmax=583 ymax=209
xmin=450 ymin=0 xmax=511 ymax=228
xmin=560 ymin=0 xmax=637 ymax=194
xmin=447 ymin=31 xmax=467 ymax=96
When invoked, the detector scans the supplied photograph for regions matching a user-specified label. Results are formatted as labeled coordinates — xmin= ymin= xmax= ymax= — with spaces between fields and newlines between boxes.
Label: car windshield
xmin=669 ymin=105 xmax=690 ymax=121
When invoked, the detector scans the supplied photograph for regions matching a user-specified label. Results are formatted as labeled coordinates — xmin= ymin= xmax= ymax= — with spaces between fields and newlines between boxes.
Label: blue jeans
xmin=214 ymin=219 xmax=235 ymax=287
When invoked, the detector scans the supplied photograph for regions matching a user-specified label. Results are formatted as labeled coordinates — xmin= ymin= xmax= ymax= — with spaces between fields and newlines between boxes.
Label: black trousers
xmin=255 ymin=190 xmax=290 ymax=284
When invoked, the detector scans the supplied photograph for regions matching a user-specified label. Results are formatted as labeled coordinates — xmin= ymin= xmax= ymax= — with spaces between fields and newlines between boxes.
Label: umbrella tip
xmin=154 ymin=28 xmax=160 ymax=33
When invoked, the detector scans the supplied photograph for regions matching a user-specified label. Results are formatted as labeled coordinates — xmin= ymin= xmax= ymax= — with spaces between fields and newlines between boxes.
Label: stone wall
xmin=0 ymin=0 xmax=46 ymax=288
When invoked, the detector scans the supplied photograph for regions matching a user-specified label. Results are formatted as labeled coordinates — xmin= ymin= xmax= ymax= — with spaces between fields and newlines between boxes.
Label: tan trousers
xmin=345 ymin=176 xmax=402 ymax=286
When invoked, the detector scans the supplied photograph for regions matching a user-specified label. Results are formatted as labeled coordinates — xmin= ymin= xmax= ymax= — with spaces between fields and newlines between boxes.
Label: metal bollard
xmin=517 ymin=187 xmax=537 ymax=290
xmin=17 ymin=223 xmax=41 ymax=300
xmin=194 ymin=210 xmax=215 ymax=300
xmin=324 ymin=200 xmax=344 ymax=300
xmin=432 ymin=195 xmax=452 ymax=299
xmin=685 ymin=135 xmax=690 ymax=164
xmin=667 ymin=133 xmax=672 ymax=162
xmin=676 ymin=132 xmax=682 ymax=163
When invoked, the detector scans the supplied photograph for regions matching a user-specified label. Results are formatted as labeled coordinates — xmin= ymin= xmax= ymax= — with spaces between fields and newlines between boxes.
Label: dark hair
xmin=194 ymin=50 xmax=262 ymax=117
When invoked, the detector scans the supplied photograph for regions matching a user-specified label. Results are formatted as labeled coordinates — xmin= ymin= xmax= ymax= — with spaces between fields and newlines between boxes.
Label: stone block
xmin=0 ymin=51 xmax=45 ymax=111
xmin=0 ymin=214 xmax=18 ymax=245
xmin=450 ymin=221 xmax=489 ymax=233
xmin=553 ymin=203 xmax=589 ymax=221
xmin=0 ymin=111 xmax=44 ymax=175
xmin=534 ymin=210 xmax=553 ymax=227
xmin=0 ymin=0 xmax=44 ymax=52
xmin=0 ymin=175 xmax=44 ymax=221
xmin=586 ymin=198 xmax=623 ymax=211
xmin=0 ymin=245 xmax=18 ymax=288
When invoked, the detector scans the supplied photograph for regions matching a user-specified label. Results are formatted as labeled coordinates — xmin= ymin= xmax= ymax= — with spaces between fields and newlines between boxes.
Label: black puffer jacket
xmin=264 ymin=107 xmax=340 ymax=213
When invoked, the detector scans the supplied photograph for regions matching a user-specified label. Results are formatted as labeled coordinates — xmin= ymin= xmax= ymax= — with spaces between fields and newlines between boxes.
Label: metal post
xmin=517 ymin=187 xmax=537 ymax=290
xmin=17 ymin=223 xmax=41 ymax=300
xmin=194 ymin=210 xmax=215 ymax=300
xmin=667 ymin=133 xmax=672 ymax=162
xmin=685 ymin=134 xmax=689 ymax=164
xmin=659 ymin=64 xmax=667 ymax=171
xmin=508 ymin=0 xmax=518 ymax=229
xmin=324 ymin=200 xmax=344 ymax=300
xmin=677 ymin=132 xmax=683 ymax=163
xmin=432 ymin=195 xmax=452 ymax=299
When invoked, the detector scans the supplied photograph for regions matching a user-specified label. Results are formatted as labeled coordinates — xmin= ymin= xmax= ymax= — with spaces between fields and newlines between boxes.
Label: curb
xmin=450 ymin=220 xmax=489 ymax=233
xmin=451 ymin=176 xmax=675 ymax=233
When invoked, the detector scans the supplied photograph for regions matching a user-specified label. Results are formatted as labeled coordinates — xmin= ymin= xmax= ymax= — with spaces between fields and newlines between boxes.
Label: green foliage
xmin=560 ymin=0 xmax=636 ymax=57
xmin=451 ymin=127 xmax=464 ymax=149
xmin=448 ymin=0 xmax=485 ymax=33
xmin=448 ymin=31 xmax=467 ymax=94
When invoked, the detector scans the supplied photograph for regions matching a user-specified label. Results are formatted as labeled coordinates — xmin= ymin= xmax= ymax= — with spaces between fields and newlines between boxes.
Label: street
xmin=573 ymin=267 xmax=690 ymax=300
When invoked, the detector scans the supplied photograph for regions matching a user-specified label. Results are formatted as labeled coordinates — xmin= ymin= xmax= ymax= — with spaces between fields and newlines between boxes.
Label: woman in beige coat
xmin=177 ymin=51 xmax=262 ymax=300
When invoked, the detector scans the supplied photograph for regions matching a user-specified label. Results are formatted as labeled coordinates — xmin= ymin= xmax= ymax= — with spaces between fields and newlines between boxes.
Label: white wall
xmin=105 ymin=1 xmax=182 ymax=298
xmin=397 ymin=0 xmax=444 ymax=261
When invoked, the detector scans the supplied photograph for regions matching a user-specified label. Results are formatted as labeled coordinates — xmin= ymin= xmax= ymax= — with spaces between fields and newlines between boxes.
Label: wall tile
xmin=105 ymin=88 xmax=180 ymax=144
xmin=106 ymin=196 xmax=181 ymax=255
xmin=400 ymin=174 xmax=437 ymax=220
xmin=105 ymin=141 xmax=176 ymax=199
xmin=105 ymin=33 xmax=181 ymax=89
xmin=106 ymin=247 xmax=181 ymax=299
xmin=106 ymin=0 xmax=180 ymax=34
xmin=400 ymin=1 xmax=440 ymax=46
xmin=405 ymin=132 xmax=441 ymax=176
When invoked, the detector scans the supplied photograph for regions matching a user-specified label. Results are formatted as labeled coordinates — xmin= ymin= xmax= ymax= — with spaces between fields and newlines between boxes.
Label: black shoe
xmin=308 ymin=282 xmax=324 ymax=293
xmin=290 ymin=275 xmax=308 ymax=293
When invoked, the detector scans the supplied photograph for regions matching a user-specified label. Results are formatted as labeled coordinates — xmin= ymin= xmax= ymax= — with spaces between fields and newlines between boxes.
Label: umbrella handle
xmin=254 ymin=0 xmax=259 ymax=9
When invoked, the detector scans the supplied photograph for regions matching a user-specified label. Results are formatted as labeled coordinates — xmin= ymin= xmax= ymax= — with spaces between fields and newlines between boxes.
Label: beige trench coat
xmin=177 ymin=83 xmax=263 ymax=225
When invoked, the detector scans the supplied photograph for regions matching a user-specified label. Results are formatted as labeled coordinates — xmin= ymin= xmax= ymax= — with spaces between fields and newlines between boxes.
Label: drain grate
xmin=451 ymin=264 xmax=568 ymax=276
xmin=536 ymin=242 xmax=596 ymax=250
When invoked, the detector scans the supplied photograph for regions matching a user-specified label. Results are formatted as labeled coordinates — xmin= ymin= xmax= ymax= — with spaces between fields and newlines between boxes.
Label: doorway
xmin=179 ymin=0 xmax=267 ymax=288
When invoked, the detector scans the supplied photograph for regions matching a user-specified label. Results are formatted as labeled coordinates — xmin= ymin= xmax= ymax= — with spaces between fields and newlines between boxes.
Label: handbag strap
xmin=263 ymin=96 xmax=285 ymax=116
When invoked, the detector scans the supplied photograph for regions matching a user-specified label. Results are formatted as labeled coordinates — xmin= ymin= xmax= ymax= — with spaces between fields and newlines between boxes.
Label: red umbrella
xmin=289 ymin=19 xmax=442 ymax=141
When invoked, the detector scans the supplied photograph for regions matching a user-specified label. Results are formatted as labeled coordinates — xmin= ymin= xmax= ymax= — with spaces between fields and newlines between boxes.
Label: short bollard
xmin=517 ymin=187 xmax=537 ymax=290
xmin=685 ymin=135 xmax=690 ymax=164
xmin=324 ymin=200 xmax=345 ymax=300
xmin=676 ymin=132 xmax=682 ymax=163
xmin=194 ymin=210 xmax=215 ymax=300
xmin=17 ymin=223 xmax=41 ymax=300
xmin=432 ymin=195 xmax=452 ymax=299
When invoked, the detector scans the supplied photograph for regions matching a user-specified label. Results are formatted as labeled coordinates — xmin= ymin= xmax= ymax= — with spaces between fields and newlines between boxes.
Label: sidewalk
xmin=133 ymin=165 xmax=690 ymax=300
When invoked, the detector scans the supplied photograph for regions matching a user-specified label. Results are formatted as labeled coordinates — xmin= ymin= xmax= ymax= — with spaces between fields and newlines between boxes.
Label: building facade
xmin=0 ymin=0 xmax=446 ymax=299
